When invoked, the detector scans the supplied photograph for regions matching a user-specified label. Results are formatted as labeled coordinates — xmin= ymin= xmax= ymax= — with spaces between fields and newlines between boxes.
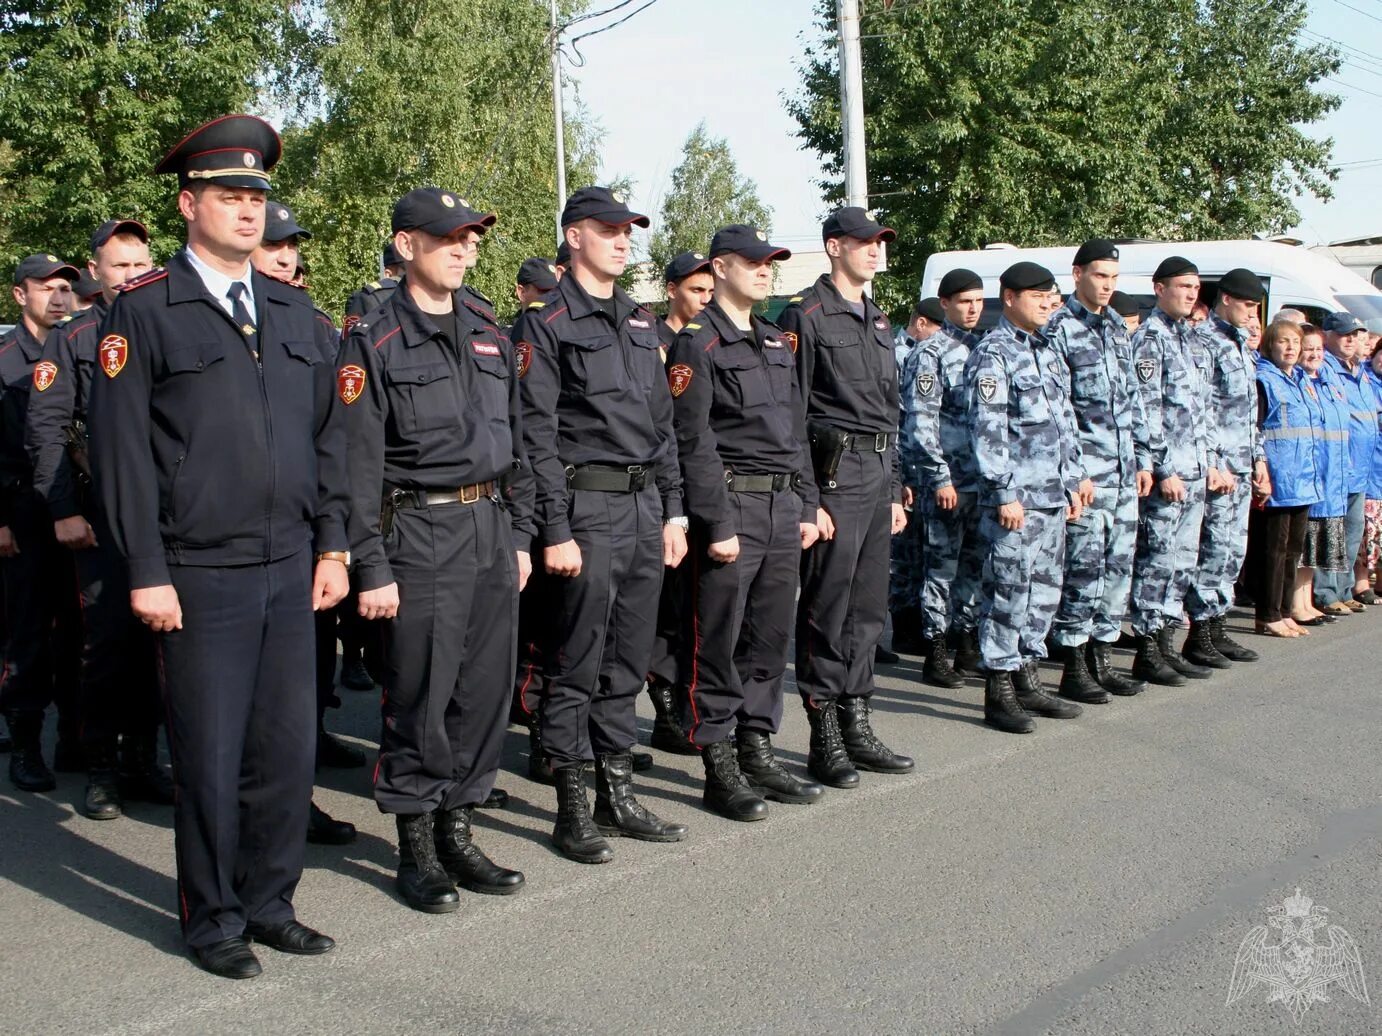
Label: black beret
xmin=517 ymin=257 xmax=558 ymax=291
xmin=915 ymin=297 xmax=945 ymax=324
xmin=90 ymin=219 xmax=148 ymax=254
xmin=13 ymin=253 xmax=79 ymax=286
xmin=1108 ymin=290 xmax=1141 ymax=318
xmin=1073 ymin=238 xmax=1119 ymax=266
xmin=822 ymin=206 xmax=896 ymax=243
xmin=561 ymin=186 xmax=649 ymax=229
xmin=1000 ymin=261 xmax=1056 ymax=292
xmin=709 ymin=224 xmax=791 ymax=261
xmin=392 ymin=187 xmax=496 ymax=236
xmin=664 ymin=251 xmax=712 ymax=283
xmin=1217 ymin=267 xmax=1264 ymax=303
xmin=1153 ymin=255 xmax=1198 ymax=281
xmin=938 ymin=268 xmax=983 ymax=297
xmin=155 ymin=114 xmax=280 ymax=190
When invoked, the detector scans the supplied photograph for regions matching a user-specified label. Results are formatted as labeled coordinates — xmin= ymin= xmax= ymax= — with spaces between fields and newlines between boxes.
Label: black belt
xmin=725 ymin=471 xmax=795 ymax=492
xmin=842 ymin=432 xmax=895 ymax=452
xmin=387 ymin=482 xmax=496 ymax=508
xmin=565 ymin=464 xmax=650 ymax=492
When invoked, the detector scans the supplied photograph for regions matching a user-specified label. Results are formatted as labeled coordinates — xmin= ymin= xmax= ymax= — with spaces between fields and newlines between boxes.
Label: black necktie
xmin=227 ymin=282 xmax=259 ymax=360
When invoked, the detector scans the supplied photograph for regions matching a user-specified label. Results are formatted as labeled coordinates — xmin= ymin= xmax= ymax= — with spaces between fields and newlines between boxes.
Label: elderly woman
xmin=1362 ymin=344 xmax=1382 ymax=595
xmin=1247 ymin=321 xmax=1322 ymax=637
xmin=1294 ymin=324 xmax=1350 ymax=625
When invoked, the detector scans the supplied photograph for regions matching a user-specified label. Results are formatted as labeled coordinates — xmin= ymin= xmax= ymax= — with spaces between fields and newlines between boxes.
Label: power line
xmin=1327 ymin=0 xmax=1382 ymax=25
xmin=1326 ymin=75 xmax=1382 ymax=99
xmin=569 ymin=0 xmax=662 ymax=47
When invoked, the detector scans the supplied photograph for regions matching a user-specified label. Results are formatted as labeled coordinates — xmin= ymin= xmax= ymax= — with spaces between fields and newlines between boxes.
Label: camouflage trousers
xmin=978 ymin=505 xmax=1067 ymax=672
xmin=919 ymin=490 xmax=984 ymax=640
xmin=1185 ymin=477 xmax=1251 ymax=622
xmin=888 ymin=504 xmax=925 ymax=615
xmin=1051 ymin=483 xmax=1138 ymax=647
xmin=1129 ymin=476 xmax=1206 ymax=635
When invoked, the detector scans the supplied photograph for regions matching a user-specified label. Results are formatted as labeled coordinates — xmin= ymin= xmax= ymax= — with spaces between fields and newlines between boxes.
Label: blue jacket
xmin=1255 ymin=356 xmax=1321 ymax=509
xmin=1324 ymin=352 xmax=1378 ymax=496
xmin=1366 ymin=366 xmax=1382 ymax=500
xmin=1300 ymin=364 xmax=1349 ymax=518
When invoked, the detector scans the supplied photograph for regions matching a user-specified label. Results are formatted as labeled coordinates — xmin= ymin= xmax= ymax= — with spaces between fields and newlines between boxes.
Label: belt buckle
xmin=459 ymin=483 xmax=481 ymax=505
xmin=872 ymin=433 xmax=889 ymax=453
xmin=627 ymin=465 xmax=648 ymax=491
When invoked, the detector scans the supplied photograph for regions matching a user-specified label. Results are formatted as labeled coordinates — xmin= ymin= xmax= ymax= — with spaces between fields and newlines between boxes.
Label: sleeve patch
xmin=99 ymin=335 xmax=128 ymax=378
xmin=668 ymin=363 xmax=694 ymax=398
xmin=782 ymin=330 xmax=798 ymax=354
xmin=343 ymin=314 xmax=361 ymax=334
xmin=515 ymin=340 xmax=533 ymax=378
xmin=977 ymin=375 xmax=999 ymax=403
xmin=33 ymin=361 xmax=58 ymax=392
xmin=1136 ymin=358 xmax=1157 ymax=383
xmin=338 ymin=364 xmax=366 ymax=404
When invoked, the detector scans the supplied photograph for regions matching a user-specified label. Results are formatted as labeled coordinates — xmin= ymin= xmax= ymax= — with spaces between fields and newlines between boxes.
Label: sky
xmin=564 ymin=0 xmax=1382 ymax=253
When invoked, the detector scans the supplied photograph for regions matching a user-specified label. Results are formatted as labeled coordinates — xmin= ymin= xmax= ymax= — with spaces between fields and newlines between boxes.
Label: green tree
xmin=270 ymin=0 xmax=603 ymax=322
xmin=0 ymin=0 xmax=291 ymax=309
xmin=647 ymin=121 xmax=771 ymax=279
xmin=787 ymin=0 xmax=1340 ymax=317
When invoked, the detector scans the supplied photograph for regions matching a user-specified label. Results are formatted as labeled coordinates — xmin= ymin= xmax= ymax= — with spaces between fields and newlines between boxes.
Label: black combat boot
xmin=339 ymin=647 xmax=375 ymax=691
xmin=82 ymin=740 xmax=123 ymax=820
xmin=1087 ymin=641 xmax=1146 ymax=696
xmin=805 ymin=703 xmax=860 ymax=789
xmin=118 ymin=732 xmax=176 ymax=804
xmin=1013 ymin=660 xmax=1082 ymax=718
xmin=307 ymin=802 xmax=356 ymax=845
xmin=317 ymin=725 xmax=367 ymax=769
xmin=435 ymin=806 xmax=524 ymax=894
xmin=951 ymin=627 xmax=982 ymax=677
xmin=1058 ymin=644 xmax=1111 ymax=704
xmin=552 ymin=763 xmax=613 ymax=863
xmin=923 ymin=637 xmax=965 ymax=689
xmin=526 ymin=721 xmax=555 ymax=785
xmin=1131 ymin=629 xmax=1186 ymax=687
xmin=647 ymin=679 xmax=697 ymax=754
xmin=983 ymin=670 xmax=1035 ymax=734
xmin=1182 ymin=620 xmax=1232 ymax=669
xmin=700 ymin=740 xmax=768 ymax=821
xmin=593 ymin=752 xmax=688 ymax=842
xmin=736 ymin=730 xmax=824 ymax=804
xmin=1158 ymin=624 xmax=1211 ymax=680
xmin=888 ymin=607 xmax=926 ymax=655
xmin=837 ymin=696 xmax=915 ymax=772
xmin=1208 ymin=616 xmax=1258 ymax=662
xmin=7 ymin=713 xmax=55 ymax=792
xmin=395 ymin=812 xmax=460 ymax=913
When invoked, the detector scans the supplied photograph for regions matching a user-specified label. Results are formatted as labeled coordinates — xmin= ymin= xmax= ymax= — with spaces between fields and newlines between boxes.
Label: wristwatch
xmin=664 ymin=517 xmax=689 ymax=530
xmin=316 ymin=550 xmax=351 ymax=566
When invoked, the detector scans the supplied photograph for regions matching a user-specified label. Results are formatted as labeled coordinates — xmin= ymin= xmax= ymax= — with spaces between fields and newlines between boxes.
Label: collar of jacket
xmin=814 ymin=273 xmax=881 ymax=321
xmin=558 ymin=269 xmax=641 ymax=325
xmin=165 ymin=249 xmax=299 ymax=314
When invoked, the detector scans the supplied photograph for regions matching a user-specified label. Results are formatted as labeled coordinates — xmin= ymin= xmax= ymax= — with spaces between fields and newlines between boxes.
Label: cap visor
xmin=593 ymin=209 xmax=651 ymax=229
xmin=110 ymin=219 xmax=149 ymax=243
xmin=419 ymin=216 xmax=493 ymax=237
xmin=189 ymin=174 xmax=271 ymax=191
xmin=851 ymin=227 xmax=896 ymax=243
xmin=740 ymin=245 xmax=792 ymax=262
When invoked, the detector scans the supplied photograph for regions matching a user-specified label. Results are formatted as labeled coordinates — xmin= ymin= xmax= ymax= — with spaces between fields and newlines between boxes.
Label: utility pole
xmin=836 ymin=0 xmax=881 ymax=286
xmin=550 ymin=0 xmax=567 ymax=243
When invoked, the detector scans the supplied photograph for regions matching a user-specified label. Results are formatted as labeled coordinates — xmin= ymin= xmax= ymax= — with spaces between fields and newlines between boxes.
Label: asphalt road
xmin=2 ymin=609 xmax=1379 ymax=1035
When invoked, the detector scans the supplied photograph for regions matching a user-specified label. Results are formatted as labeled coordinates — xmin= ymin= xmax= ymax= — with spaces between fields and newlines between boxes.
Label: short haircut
xmin=1260 ymin=319 xmax=1303 ymax=360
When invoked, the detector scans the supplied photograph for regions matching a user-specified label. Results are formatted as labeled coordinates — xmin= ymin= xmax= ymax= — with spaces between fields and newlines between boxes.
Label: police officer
xmin=71 ymin=272 xmax=103 ymax=313
xmin=645 ymin=249 xmax=713 ymax=755
xmin=891 ymin=295 xmax=944 ymax=655
xmin=1110 ymin=291 xmax=1142 ymax=334
xmin=342 ymin=241 xmax=404 ymax=334
xmin=88 ymin=115 xmax=348 ymax=978
xmin=1046 ymin=240 xmax=1150 ymax=700
xmin=514 ymin=257 xmax=558 ymax=312
xmin=26 ymin=221 xmax=176 ymax=818
xmin=339 ymin=187 xmax=532 ymax=912
xmin=967 ymin=262 xmax=1086 ymax=733
xmin=1182 ymin=268 xmax=1269 ymax=667
xmin=904 ymin=269 xmax=987 ymax=688
xmin=1128 ymin=256 xmax=1213 ymax=685
xmin=780 ymin=206 xmax=912 ymax=789
xmin=1 ymin=253 xmax=83 ymax=792
xmin=513 ymin=186 xmax=689 ymax=864
xmin=666 ymin=224 xmax=825 ymax=819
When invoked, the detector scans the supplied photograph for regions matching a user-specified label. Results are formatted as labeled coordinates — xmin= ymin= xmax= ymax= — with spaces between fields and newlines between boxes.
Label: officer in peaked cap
xmin=87 ymin=114 xmax=348 ymax=979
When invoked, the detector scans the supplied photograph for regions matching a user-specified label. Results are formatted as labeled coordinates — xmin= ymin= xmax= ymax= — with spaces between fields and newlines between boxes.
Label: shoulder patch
xmin=99 ymin=335 xmax=128 ymax=378
xmin=515 ymin=340 xmax=532 ymax=378
xmin=783 ymin=330 xmax=798 ymax=354
xmin=977 ymin=375 xmax=998 ymax=403
xmin=33 ymin=361 xmax=58 ymax=392
xmin=117 ymin=267 xmax=167 ymax=292
xmin=668 ymin=363 xmax=694 ymax=397
xmin=527 ymin=300 xmax=547 ymax=310
xmin=338 ymin=364 xmax=366 ymax=405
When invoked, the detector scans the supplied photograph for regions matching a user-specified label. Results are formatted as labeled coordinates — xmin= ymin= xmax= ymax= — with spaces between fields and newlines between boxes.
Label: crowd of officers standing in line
xmin=0 ymin=113 xmax=1372 ymax=982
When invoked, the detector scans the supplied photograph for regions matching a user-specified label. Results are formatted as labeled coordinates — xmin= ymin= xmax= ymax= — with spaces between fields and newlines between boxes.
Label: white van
xmin=920 ymin=239 xmax=1382 ymax=330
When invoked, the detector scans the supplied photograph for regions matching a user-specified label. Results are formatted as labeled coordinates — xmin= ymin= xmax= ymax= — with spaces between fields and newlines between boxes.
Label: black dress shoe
xmin=476 ymin=787 xmax=509 ymax=810
xmin=874 ymin=644 xmax=900 ymax=664
xmin=193 ymin=937 xmax=262 ymax=979
xmin=307 ymin=801 xmax=357 ymax=845
xmin=339 ymin=654 xmax=376 ymax=691
xmin=246 ymin=919 xmax=335 ymax=955
xmin=317 ymin=729 xmax=367 ymax=769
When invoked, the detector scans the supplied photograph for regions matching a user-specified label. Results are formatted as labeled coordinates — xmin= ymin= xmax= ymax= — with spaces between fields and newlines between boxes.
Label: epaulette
xmin=55 ymin=314 xmax=74 ymax=325
xmin=368 ymin=281 xmax=382 ymax=291
xmin=527 ymin=301 xmax=546 ymax=310
xmin=118 ymin=267 xmax=168 ymax=292
xmin=789 ymin=296 xmax=803 ymax=303
xmin=685 ymin=322 xmax=701 ymax=331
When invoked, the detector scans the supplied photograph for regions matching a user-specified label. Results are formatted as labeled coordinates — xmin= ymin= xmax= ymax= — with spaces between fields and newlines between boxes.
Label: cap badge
xmin=755 ymin=231 xmax=766 ymax=241
xmin=441 ymin=194 xmax=456 ymax=208
xmin=612 ymin=191 xmax=626 ymax=204
xmin=45 ymin=254 xmax=57 ymax=262
xmin=458 ymin=199 xmax=469 ymax=208
xmin=547 ymin=264 xmax=556 ymax=274
xmin=692 ymin=252 xmax=704 ymax=260
xmin=278 ymin=208 xmax=289 ymax=220
xmin=243 ymin=153 xmax=255 ymax=167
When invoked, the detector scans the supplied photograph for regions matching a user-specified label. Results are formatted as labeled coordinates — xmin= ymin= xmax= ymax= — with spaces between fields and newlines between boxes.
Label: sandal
xmin=1344 ymin=599 xmax=1365 ymax=613
xmin=1354 ymin=589 xmax=1378 ymax=605
xmin=1323 ymin=602 xmax=1353 ymax=617
xmin=1255 ymin=620 xmax=1300 ymax=638
xmin=1290 ymin=614 xmax=1327 ymax=627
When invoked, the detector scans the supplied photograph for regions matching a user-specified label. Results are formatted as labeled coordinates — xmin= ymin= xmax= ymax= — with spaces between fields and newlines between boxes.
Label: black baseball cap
xmin=382 ymin=242 xmax=404 ymax=269
xmin=1073 ymin=239 xmax=1119 ymax=266
xmin=555 ymin=241 xmax=571 ymax=267
xmin=392 ymin=187 xmax=496 ymax=236
xmin=1217 ymin=268 xmax=1264 ymax=303
xmin=822 ymin=206 xmax=895 ymax=243
xmin=517 ymin=257 xmax=558 ymax=291
xmin=938 ymin=268 xmax=983 ymax=298
xmin=73 ymin=272 xmax=103 ymax=301
xmin=90 ymin=219 xmax=148 ymax=254
xmin=561 ymin=186 xmax=649 ymax=228
xmin=664 ymin=251 xmax=712 ymax=283
xmin=1000 ymin=261 xmax=1056 ymax=292
xmin=1153 ymin=255 xmax=1198 ymax=281
xmin=264 ymin=203 xmax=311 ymax=243
xmin=709 ymin=225 xmax=791 ymax=262
xmin=13 ymin=253 xmax=79 ymax=286
xmin=915 ymin=297 xmax=945 ymax=324
xmin=1323 ymin=312 xmax=1367 ymax=335
xmin=155 ymin=114 xmax=280 ymax=190
xmin=1109 ymin=290 xmax=1141 ymax=318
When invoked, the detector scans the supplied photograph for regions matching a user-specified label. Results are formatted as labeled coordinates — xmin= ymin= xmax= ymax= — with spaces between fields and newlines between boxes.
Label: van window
xmin=1335 ymin=295 xmax=1382 ymax=321
xmin=1372 ymin=267 xmax=1382 ymax=290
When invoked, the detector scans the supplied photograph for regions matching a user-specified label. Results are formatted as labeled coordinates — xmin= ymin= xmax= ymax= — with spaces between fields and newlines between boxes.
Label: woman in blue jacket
xmin=1248 ymin=321 xmax=1322 ymax=637
xmin=1361 ymin=346 xmax=1382 ymax=597
xmin=1295 ymin=324 xmax=1350 ymax=623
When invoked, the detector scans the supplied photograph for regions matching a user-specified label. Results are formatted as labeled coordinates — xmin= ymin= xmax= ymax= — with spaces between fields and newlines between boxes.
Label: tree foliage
xmin=647 ymin=121 xmax=771 ymax=278
xmin=787 ymin=0 xmax=1341 ymax=316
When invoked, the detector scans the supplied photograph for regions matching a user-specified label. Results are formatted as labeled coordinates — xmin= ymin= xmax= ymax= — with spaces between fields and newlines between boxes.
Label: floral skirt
xmin=1362 ymin=499 xmax=1382 ymax=573
xmin=1302 ymin=515 xmax=1348 ymax=572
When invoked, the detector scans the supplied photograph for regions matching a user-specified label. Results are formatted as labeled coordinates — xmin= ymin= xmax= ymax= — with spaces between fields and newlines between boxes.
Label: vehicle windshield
xmin=1334 ymin=294 xmax=1382 ymax=321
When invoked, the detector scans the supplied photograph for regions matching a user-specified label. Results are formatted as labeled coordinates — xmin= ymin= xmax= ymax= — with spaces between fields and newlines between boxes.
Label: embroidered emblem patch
xmin=1136 ymin=358 xmax=1157 ymax=383
xmin=515 ymin=341 xmax=532 ymax=378
xmin=915 ymin=371 xmax=935 ymax=397
xmin=978 ymin=375 xmax=998 ymax=403
xmin=668 ymin=363 xmax=694 ymax=397
xmin=33 ymin=361 xmax=57 ymax=392
xmin=472 ymin=341 xmax=501 ymax=357
xmin=342 ymin=314 xmax=360 ymax=334
xmin=99 ymin=335 xmax=128 ymax=378
xmin=782 ymin=330 xmax=798 ymax=354
xmin=337 ymin=364 xmax=366 ymax=405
